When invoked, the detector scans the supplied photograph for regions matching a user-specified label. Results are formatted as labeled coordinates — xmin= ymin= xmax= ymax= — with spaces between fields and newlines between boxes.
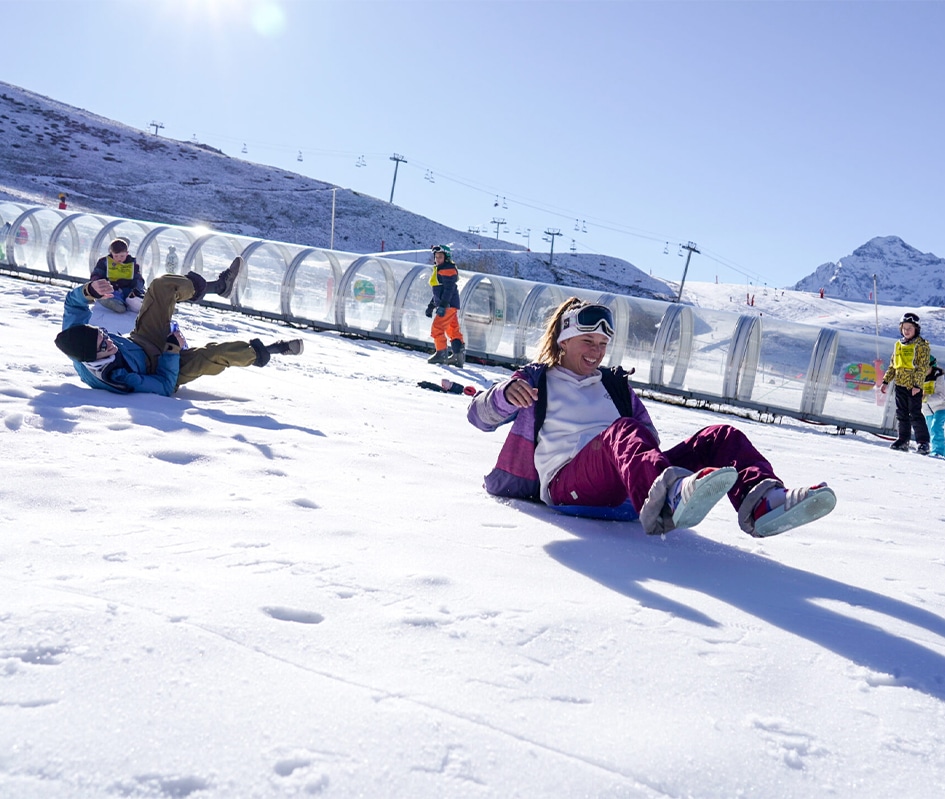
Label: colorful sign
xmin=353 ymin=279 xmax=375 ymax=303
xmin=842 ymin=362 xmax=878 ymax=391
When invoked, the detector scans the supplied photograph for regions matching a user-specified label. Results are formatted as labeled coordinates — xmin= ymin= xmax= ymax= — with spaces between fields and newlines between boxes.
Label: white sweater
xmin=534 ymin=366 xmax=620 ymax=504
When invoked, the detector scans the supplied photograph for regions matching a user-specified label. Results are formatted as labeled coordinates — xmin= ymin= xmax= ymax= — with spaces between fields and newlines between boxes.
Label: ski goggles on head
xmin=900 ymin=312 xmax=920 ymax=325
xmin=557 ymin=304 xmax=615 ymax=343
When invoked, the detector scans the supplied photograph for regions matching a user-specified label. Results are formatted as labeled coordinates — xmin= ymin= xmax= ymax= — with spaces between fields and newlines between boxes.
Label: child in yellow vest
xmin=90 ymin=238 xmax=145 ymax=314
xmin=881 ymin=312 xmax=931 ymax=454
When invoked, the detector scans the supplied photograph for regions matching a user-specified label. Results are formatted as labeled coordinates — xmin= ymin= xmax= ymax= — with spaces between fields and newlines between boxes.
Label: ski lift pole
xmin=675 ymin=241 xmax=700 ymax=303
xmin=872 ymin=273 xmax=885 ymax=404
xmin=872 ymin=273 xmax=880 ymax=359
xmin=389 ymin=153 xmax=406 ymax=203
xmin=330 ymin=188 xmax=337 ymax=250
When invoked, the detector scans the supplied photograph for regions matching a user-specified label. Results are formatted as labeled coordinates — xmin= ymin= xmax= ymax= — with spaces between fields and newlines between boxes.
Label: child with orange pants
xmin=425 ymin=244 xmax=466 ymax=367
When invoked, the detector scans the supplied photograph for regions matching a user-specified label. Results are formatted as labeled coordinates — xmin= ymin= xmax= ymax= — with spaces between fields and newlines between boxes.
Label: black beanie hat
xmin=55 ymin=325 xmax=101 ymax=362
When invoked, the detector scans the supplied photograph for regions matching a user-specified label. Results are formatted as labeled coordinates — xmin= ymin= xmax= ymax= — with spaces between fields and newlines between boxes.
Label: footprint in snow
xmin=262 ymin=606 xmax=324 ymax=625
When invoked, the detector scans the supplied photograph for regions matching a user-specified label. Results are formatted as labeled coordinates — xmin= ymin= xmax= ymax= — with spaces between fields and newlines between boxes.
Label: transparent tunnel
xmin=3 ymin=201 xmax=935 ymax=437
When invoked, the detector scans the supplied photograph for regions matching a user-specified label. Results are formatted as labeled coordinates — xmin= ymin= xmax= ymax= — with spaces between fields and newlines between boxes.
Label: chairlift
xmin=574 ymin=219 xmax=580 ymax=231
xmin=494 ymin=195 xmax=500 ymax=207
xmin=356 ymin=155 xmax=366 ymax=167
xmin=502 ymin=197 xmax=508 ymax=209
xmin=677 ymin=245 xmax=684 ymax=257
xmin=581 ymin=220 xmax=587 ymax=233
xmin=241 ymin=143 xmax=248 ymax=154
xmin=515 ymin=227 xmax=521 ymax=235
xmin=191 ymin=134 xmax=198 ymax=144
xmin=663 ymin=242 xmax=669 ymax=255
xmin=297 ymin=151 xmax=303 ymax=162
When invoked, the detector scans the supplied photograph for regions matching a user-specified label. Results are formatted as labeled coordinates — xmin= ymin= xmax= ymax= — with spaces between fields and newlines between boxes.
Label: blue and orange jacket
xmin=429 ymin=257 xmax=460 ymax=311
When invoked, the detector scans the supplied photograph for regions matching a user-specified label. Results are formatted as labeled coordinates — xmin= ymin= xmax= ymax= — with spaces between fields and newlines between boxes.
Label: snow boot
xmin=427 ymin=349 xmax=449 ymax=364
xmin=668 ymin=466 xmax=737 ymax=530
xmin=447 ymin=341 xmax=466 ymax=367
xmin=917 ymin=442 xmax=930 ymax=455
xmin=99 ymin=297 xmax=127 ymax=314
xmin=250 ymin=338 xmax=304 ymax=367
xmin=889 ymin=440 xmax=910 ymax=451
xmin=266 ymin=339 xmax=304 ymax=356
xmin=205 ymin=256 xmax=243 ymax=298
xmin=750 ymin=483 xmax=837 ymax=538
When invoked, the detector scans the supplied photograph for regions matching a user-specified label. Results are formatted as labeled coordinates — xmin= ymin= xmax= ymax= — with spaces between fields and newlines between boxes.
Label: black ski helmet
xmin=900 ymin=312 xmax=921 ymax=335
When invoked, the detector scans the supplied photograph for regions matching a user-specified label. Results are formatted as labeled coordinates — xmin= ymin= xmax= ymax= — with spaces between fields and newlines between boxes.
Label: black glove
xmin=436 ymin=306 xmax=446 ymax=317
xmin=425 ymin=302 xmax=435 ymax=318
xmin=86 ymin=281 xmax=105 ymax=299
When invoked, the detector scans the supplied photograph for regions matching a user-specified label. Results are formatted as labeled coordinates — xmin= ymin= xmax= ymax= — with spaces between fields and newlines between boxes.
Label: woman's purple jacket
xmin=466 ymin=362 xmax=657 ymax=500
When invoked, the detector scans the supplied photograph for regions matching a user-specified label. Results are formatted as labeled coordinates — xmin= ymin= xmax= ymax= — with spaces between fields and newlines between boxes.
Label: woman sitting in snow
xmin=55 ymin=258 xmax=303 ymax=396
xmin=467 ymin=297 xmax=836 ymax=537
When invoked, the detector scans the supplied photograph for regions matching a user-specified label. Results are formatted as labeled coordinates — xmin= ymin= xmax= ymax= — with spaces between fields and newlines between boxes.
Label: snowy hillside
xmin=793 ymin=235 xmax=945 ymax=307
xmin=0 ymin=80 xmax=669 ymax=301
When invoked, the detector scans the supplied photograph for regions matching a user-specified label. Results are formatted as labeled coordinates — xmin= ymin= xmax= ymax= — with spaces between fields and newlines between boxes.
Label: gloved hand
xmin=436 ymin=306 xmax=446 ymax=317
xmin=86 ymin=278 xmax=113 ymax=299
xmin=425 ymin=302 xmax=435 ymax=318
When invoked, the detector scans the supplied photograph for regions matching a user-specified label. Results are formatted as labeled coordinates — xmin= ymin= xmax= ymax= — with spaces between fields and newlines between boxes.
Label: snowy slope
xmin=679 ymin=279 xmax=945 ymax=347
xmin=0 ymin=80 xmax=669 ymax=301
xmin=3 ymin=272 xmax=945 ymax=798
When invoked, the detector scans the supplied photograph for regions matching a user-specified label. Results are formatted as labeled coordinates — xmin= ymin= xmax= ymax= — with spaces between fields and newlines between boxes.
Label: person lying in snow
xmin=55 ymin=258 xmax=303 ymax=396
xmin=467 ymin=297 xmax=837 ymax=537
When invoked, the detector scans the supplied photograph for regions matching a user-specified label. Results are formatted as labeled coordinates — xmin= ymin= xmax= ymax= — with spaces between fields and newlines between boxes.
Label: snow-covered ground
xmin=3 ymin=272 xmax=945 ymax=798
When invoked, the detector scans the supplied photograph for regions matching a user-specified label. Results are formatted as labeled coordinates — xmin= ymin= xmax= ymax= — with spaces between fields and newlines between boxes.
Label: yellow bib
xmin=106 ymin=255 xmax=134 ymax=282
xmin=892 ymin=340 xmax=917 ymax=370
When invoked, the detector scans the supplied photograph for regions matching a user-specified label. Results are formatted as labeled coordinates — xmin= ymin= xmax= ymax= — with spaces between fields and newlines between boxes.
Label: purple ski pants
xmin=547 ymin=419 xmax=779 ymax=512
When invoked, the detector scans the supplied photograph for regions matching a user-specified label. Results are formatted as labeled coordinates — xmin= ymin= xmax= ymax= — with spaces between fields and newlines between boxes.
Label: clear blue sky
xmin=5 ymin=0 xmax=943 ymax=287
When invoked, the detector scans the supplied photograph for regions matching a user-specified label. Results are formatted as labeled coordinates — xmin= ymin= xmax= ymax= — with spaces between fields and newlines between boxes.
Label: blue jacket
xmin=60 ymin=284 xmax=180 ymax=395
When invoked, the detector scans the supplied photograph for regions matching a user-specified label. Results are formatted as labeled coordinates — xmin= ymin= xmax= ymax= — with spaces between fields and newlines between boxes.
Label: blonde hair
xmin=535 ymin=297 xmax=585 ymax=366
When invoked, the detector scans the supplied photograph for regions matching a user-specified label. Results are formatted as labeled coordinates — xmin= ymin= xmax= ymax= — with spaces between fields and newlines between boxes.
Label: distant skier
xmin=881 ymin=312 xmax=931 ymax=454
xmin=55 ymin=258 xmax=304 ymax=396
xmin=165 ymin=244 xmax=179 ymax=275
xmin=424 ymin=244 xmax=466 ymax=367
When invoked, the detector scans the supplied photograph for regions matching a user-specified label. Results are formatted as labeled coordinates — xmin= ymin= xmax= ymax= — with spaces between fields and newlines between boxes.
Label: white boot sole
xmin=753 ymin=487 xmax=837 ymax=538
xmin=671 ymin=467 xmax=737 ymax=529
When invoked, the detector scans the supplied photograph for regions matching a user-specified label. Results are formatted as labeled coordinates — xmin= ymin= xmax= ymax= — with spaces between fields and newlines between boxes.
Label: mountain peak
xmin=794 ymin=236 xmax=944 ymax=306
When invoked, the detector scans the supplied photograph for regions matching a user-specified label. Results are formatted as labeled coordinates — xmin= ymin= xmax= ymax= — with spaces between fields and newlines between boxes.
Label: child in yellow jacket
xmin=881 ymin=312 xmax=931 ymax=454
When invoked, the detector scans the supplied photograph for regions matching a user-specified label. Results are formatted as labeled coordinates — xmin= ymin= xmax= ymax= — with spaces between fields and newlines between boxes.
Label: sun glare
xmin=159 ymin=0 xmax=287 ymax=39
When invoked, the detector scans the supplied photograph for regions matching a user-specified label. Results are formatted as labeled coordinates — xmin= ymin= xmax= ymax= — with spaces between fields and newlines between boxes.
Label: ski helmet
xmin=431 ymin=244 xmax=451 ymax=260
xmin=899 ymin=312 xmax=921 ymax=335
